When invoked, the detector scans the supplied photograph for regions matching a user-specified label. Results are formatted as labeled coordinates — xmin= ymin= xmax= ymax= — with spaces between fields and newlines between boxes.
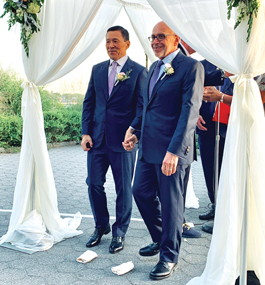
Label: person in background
xmin=180 ymin=40 xmax=232 ymax=235
xmin=197 ymin=66 xmax=233 ymax=234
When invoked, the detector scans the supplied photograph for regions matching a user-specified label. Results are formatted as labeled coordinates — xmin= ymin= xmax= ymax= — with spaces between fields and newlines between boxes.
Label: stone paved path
xmin=0 ymin=145 xmax=212 ymax=285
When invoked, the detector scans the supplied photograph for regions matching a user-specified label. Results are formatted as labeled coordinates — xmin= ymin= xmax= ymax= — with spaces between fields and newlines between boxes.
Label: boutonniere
xmin=115 ymin=69 xmax=132 ymax=86
xmin=161 ymin=62 xmax=174 ymax=80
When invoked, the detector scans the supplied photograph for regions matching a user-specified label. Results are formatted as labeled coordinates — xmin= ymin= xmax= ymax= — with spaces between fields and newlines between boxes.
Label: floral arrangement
xmin=161 ymin=62 xmax=174 ymax=80
xmin=227 ymin=0 xmax=260 ymax=42
xmin=1 ymin=0 xmax=44 ymax=56
xmin=115 ymin=69 xmax=132 ymax=86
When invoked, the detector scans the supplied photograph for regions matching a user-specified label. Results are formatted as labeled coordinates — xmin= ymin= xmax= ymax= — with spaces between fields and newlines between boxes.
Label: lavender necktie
xmin=108 ymin=61 xmax=118 ymax=96
xmin=148 ymin=60 xmax=164 ymax=99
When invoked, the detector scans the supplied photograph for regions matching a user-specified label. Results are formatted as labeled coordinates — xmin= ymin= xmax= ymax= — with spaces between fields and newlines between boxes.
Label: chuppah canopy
xmin=1 ymin=0 xmax=265 ymax=284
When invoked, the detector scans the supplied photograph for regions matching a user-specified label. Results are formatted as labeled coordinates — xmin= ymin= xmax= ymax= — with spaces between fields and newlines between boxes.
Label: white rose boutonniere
xmin=161 ymin=62 xmax=174 ymax=80
xmin=115 ymin=69 xmax=132 ymax=86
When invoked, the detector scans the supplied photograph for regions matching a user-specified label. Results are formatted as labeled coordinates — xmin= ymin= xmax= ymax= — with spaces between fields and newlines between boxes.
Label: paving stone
xmin=11 ymin=276 xmax=47 ymax=285
xmin=39 ymin=273 xmax=77 ymax=285
xmin=0 ymin=145 xmax=213 ymax=285
xmin=0 ymin=268 xmax=27 ymax=282
xmin=25 ymin=264 xmax=58 ymax=277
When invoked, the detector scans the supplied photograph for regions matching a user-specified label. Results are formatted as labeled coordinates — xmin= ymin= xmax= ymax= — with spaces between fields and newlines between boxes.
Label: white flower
xmin=161 ymin=62 xmax=174 ymax=80
xmin=27 ymin=3 xmax=40 ymax=14
xmin=115 ymin=70 xmax=132 ymax=86
xmin=166 ymin=67 xmax=174 ymax=75
xmin=116 ymin=73 xmax=125 ymax=81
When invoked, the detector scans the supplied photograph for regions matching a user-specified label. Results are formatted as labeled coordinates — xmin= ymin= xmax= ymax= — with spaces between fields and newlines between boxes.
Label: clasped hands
xmin=203 ymin=86 xmax=222 ymax=103
xmin=122 ymin=127 xmax=178 ymax=176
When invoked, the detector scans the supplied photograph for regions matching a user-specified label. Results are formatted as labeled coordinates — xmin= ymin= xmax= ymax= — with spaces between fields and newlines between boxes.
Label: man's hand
xmin=81 ymin=135 xmax=93 ymax=151
xmin=203 ymin=86 xmax=222 ymax=102
xmin=197 ymin=115 xmax=207 ymax=131
xmin=122 ymin=127 xmax=138 ymax=151
xmin=161 ymin=152 xmax=179 ymax=176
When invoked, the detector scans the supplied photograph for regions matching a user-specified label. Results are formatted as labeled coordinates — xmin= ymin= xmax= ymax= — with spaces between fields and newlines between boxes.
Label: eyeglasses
xmin=148 ymin=33 xmax=176 ymax=42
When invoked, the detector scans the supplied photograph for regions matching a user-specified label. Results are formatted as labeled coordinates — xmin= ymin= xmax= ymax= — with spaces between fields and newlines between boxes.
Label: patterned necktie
xmin=108 ymin=61 xmax=118 ymax=96
xmin=149 ymin=60 xmax=164 ymax=99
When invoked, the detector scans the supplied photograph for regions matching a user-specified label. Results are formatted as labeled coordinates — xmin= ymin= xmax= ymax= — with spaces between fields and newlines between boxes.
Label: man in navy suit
xmin=81 ymin=26 xmax=147 ymax=254
xmin=197 ymin=62 xmax=233 ymax=233
xmin=123 ymin=22 xmax=204 ymax=280
xmin=179 ymin=41 xmax=233 ymax=229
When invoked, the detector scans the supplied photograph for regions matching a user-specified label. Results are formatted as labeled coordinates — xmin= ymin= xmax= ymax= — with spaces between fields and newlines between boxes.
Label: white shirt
xmin=109 ymin=55 xmax=128 ymax=76
xmin=156 ymin=49 xmax=180 ymax=81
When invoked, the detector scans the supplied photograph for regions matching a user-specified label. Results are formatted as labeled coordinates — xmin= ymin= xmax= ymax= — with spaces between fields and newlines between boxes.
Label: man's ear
xmin=174 ymin=36 xmax=180 ymax=47
xmin=126 ymin=40 xmax=131 ymax=49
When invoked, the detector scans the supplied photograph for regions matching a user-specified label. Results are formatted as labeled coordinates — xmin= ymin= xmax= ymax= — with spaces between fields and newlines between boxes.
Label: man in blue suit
xmin=179 ymin=41 xmax=233 ymax=230
xmin=81 ymin=26 xmax=147 ymax=254
xmin=197 ymin=61 xmax=234 ymax=232
xmin=123 ymin=22 xmax=204 ymax=280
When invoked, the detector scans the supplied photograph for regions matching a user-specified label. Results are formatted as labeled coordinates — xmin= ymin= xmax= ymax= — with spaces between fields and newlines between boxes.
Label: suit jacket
xmin=132 ymin=51 xmax=204 ymax=165
xmin=82 ymin=57 xmax=148 ymax=152
xmin=197 ymin=60 xmax=234 ymax=138
xmin=178 ymin=44 xmax=224 ymax=87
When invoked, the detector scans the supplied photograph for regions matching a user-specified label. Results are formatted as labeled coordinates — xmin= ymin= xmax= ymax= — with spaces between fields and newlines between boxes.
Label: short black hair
xmin=107 ymin=26 xmax=129 ymax=41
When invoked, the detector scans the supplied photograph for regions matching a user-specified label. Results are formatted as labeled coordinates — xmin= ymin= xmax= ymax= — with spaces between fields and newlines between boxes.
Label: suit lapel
xmin=99 ymin=60 xmax=110 ymax=101
xmin=108 ymin=57 xmax=134 ymax=101
xmin=148 ymin=51 xmax=184 ymax=105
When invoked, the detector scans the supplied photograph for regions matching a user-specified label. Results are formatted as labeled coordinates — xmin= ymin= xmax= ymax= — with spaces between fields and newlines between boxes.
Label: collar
xmin=161 ymin=49 xmax=180 ymax=65
xmin=109 ymin=55 xmax=128 ymax=67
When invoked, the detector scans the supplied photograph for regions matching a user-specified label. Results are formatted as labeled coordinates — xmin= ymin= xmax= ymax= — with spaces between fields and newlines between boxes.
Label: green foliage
xmin=0 ymin=115 xmax=23 ymax=148
xmin=39 ymin=88 xmax=64 ymax=112
xmin=1 ymin=0 xmax=45 ymax=56
xmin=0 ymin=67 xmax=83 ymax=149
xmin=0 ymin=67 xmax=24 ymax=115
xmin=227 ymin=0 xmax=260 ymax=42
xmin=43 ymin=108 xmax=82 ymax=144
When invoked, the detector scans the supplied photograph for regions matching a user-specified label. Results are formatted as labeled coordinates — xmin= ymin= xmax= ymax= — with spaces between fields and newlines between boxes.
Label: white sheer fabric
xmin=46 ymin=0 xmax=123 ymax=84
xmin=124 ymin=2 xmax=160 ymax=63
xmin=146 ymin=0 xmax=265 ymax=283
xmin=185 ymin=169 xmax=199 ymax=209
xmin=0 ymin=0 xmax=105 ymax=252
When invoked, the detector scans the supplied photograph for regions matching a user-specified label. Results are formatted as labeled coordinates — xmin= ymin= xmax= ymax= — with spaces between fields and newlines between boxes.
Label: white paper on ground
xmin=76 ymin=250 xmax=98 ymax=263
xmin=111 ymin=261 xmax=134 ymax=275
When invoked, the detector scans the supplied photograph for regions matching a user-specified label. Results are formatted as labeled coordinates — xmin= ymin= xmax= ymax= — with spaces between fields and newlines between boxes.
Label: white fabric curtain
xmin=185 ymin=170 xmax=199 ymax=209
xmin=46 ymin=0 xmax=123 ymax=84
xmin=0 ymin=0 xmax=108 ymax=252
xmin=147 ymin=0 xmax=265 ymax=283
xmin=123 ymin=0 xmax=160 ymax=63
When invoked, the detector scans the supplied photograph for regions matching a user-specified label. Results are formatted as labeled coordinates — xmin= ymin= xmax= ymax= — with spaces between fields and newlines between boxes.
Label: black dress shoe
xmin=139 ymin=242 xmax=160 ymax=256
xmin=202 ymin=221 xmax=214 ymax=234
xmin=149 ymin=260 xmax=177 ymax=280
xmin=86 ymin=225 xmax=111 ymax=248
xmin=199 ymin=205 xmax=215 ymax=220
xmin=235 ymin=270 xmax=260 ymax=285
xmin=109 ymin=236 xmax=125 ymax=254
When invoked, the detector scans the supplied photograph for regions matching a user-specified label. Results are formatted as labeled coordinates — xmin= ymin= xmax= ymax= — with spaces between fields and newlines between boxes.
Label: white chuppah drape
xmin=0 ymin=0 xmax=112 ymax=252
xmin=123 ymin=0 xmax=160 ymax=63
xmin=147 ymin=0 xmax=265 ymax=283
